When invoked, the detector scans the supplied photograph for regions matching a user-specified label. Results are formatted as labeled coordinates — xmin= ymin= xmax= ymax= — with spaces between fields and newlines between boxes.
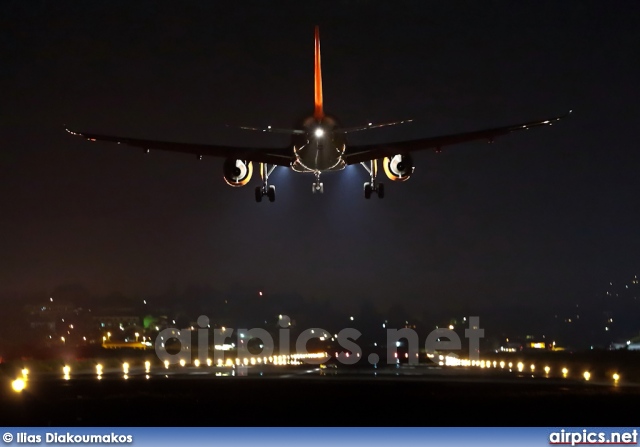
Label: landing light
xmin=314 ymin=128 xmax=324 ymax=138
xmin=12 ymin=379 xmax=26 ymax=392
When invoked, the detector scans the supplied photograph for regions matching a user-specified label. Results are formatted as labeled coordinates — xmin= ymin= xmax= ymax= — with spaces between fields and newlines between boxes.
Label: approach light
xmin=314 ymin=128 xmax=324 ymax=138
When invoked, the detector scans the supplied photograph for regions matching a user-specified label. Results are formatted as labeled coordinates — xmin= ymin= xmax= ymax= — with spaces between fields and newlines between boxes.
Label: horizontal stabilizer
xmin=227 ymin=124 xmax=306 ymax=135
xmin=338 ymin=119 xmax=414 ymax=133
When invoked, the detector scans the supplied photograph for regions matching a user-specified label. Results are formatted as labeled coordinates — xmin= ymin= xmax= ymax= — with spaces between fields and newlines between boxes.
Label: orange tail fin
xmin=313 ymin=26 xmax=324 ymax=120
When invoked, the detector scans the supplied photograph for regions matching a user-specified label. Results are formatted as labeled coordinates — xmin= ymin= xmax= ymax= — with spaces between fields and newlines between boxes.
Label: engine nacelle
xmin=223 ymin=159 xmax=253 ymax=187
xmin=382 ymin=154 xmax=414 ymax=182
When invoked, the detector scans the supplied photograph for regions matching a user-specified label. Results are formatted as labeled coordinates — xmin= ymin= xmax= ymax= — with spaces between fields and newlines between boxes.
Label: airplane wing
xmin=343 ymin=111 xmax=571 ymax=165
xmin=65 ymin=128 xmax=294 ymax=166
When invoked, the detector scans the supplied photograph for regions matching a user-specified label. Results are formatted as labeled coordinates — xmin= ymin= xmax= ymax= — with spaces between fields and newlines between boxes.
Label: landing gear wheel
xmin=255 ymin=186 xmax=263 ymax=202
xmin=377 ymin=183 xmax=385 ymax=199
xmin=267 ymin=185 xmax=276 ymax=202
xmin=364 ymin=182 xmax=372 ymax=199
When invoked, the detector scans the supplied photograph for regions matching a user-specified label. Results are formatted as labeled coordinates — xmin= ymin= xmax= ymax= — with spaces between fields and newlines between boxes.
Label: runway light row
xmin=441 ymin=356 xmax=621 ymax=382
xmin=54 ymin=353 xmax=330 ymax=379
xmin=9 ymin=358 xmax=624 ymax=390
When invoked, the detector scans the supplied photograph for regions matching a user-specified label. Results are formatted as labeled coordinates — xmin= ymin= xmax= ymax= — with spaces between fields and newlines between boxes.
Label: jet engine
xmin=223 ymin=159 xmax=253 ymax=186
xmin=382 ymin=154 xmax=414 ymax=182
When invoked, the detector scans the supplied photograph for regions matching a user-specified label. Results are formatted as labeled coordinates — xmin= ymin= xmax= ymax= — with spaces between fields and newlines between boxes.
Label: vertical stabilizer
xmin=313 ymin=26 xmax=324 ymax=120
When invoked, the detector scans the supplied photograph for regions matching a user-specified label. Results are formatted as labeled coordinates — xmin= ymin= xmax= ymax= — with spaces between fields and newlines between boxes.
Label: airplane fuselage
xmin=291 ymin=115 xmax=347 ymax=173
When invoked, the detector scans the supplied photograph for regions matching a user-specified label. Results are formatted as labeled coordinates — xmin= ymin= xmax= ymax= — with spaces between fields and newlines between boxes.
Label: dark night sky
xmin=1 ymin=1 xmax=639 ymax=335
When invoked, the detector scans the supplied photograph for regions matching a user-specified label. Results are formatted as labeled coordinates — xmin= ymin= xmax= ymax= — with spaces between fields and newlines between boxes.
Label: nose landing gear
xmin=312 ymin=171 xmax=324 ymax=193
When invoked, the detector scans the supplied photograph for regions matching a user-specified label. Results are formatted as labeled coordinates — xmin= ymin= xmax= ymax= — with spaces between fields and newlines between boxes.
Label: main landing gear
xmin=361 ymin=160 xmax=384 ymax=199
xmin=255 ymin=163 xmax=277 ymax=202
xmin=312 ymin=171 xmax=324 ymax=194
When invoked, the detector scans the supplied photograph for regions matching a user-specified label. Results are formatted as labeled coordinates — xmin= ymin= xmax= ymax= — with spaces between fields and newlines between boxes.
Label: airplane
xmin=66 ymin=26 xmax=570 ymax=203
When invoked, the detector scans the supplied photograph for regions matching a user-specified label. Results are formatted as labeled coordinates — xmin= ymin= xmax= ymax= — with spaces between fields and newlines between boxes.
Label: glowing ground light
xmin=544 ymin=366 xmax=550 ymax=375
xmin=207 ymin=359 xmax=213 ymax=367
xmin=517 ymin=362 xmax=524 ymax=372
xmin=179 ymin=359 xmax=186 ymax=367
xmin=562 ymin=368 xmax=569 ymax=377
xmin=583 ymin=371 xmax=591 ymax=381
xmin=21 ymin=368 xmax=29 ymax=378
xmin=123 ymin=362 xmax=129 ymax=374
xmin=499 ymin=361 xmax=505 ymax=369
xmin=613 ymin=373 xmax=620 ymax=382
xmin=164 ymin=360 xmax=170 ymax=369
xmin=12 ymin=378 xmax=26 ymax=392
xmin=96 ymin=364 xmax=103 ymax=375
xmin=194 ymin=359 xmax=200 ymax=367
xmin=145 ymin=361 xmax=151 ymax=373
xmin=530 ymin=364 xmax=535 ymax=372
